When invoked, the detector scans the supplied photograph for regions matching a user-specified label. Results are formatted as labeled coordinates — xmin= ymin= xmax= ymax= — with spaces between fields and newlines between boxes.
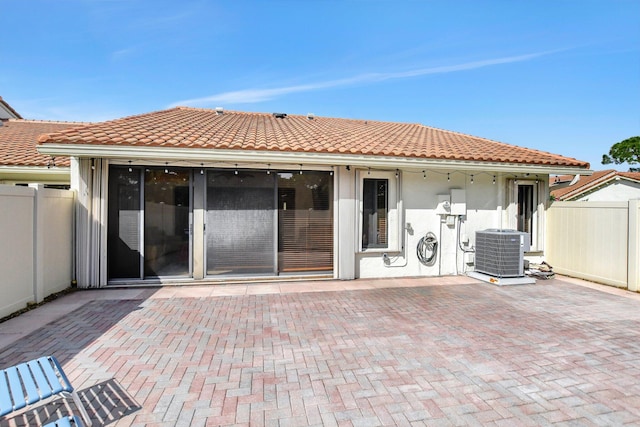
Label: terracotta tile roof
xmin=618 ymin=171 xmax=640 ymax=181
xmin=0 ymin=120 xmax=86 ymax=167
xmin=551 ymin=169 xmax=640 ymax=200
xmin=38 ymin=107 xmax=589 ymax=168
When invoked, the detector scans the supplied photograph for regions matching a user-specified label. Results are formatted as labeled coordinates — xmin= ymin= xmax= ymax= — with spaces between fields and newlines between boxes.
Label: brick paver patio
xmin=1 ymin=275 xmax=640 ymax=426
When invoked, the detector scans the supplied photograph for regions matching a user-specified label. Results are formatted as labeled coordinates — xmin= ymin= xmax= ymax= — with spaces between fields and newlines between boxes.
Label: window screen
xmin=206 ymin=170 xmax=276 ymax=275
xmin=362 ymin=178 xmax=388 ymax=249
xmin=107 ymin=167 xmax=142 ymax=279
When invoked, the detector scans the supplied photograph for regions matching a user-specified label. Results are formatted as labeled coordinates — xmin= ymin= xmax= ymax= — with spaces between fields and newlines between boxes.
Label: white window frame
xmin=357 ymin=169 xmax=400 ymax=253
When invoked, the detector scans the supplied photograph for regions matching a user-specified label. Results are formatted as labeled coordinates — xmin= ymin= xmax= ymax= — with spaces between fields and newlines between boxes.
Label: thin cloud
xmin=111 ymin=46 xmax=139 ymax=61
xmin=132 ymin=10 xmax=195 ymax=31
xmin=170 ymin=51 xmax=555 ymax=108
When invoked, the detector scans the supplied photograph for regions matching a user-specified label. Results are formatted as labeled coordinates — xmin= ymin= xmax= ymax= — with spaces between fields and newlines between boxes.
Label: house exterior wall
xmin=573 ymin=180 xmax=640 ymax=201
xmin=70 ymin=156 xmax=552 ymax=287
xmin=356 ymin=171 xmax=508 ymax=278
xmin=336 ymin=167 xmax=356 ymax=280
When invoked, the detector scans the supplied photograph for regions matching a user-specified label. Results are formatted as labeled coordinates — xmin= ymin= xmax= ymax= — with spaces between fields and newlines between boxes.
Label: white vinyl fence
xmin=0 ymin=185 xmax=74 ymax=318
xmin=546 ymin=200 xmax=640 ymax=291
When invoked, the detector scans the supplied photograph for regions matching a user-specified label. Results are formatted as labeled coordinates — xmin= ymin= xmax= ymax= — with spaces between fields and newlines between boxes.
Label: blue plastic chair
xmin=0 ymin=356 xmax=91 ymax=426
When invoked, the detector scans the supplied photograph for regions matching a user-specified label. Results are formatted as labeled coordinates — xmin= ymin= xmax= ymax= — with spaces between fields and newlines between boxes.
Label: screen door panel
xmin=206 ymin=170 xmax=275 ymax=276
xmin=144 ymin=168 xmax=191 ymax=277
xmin=107 ymin=167 xmax=142 ymax=279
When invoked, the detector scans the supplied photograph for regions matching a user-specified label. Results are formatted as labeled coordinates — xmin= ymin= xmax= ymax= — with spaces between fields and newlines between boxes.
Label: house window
xmin=359 ymin=170 xmax=400 ymax=252
xmin=362 ymin=179 xmax=388 ymax=249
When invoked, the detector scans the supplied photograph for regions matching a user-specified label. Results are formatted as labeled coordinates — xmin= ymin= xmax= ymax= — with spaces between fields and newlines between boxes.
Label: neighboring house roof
xmin=0 ymin=119 xmax=86 ymax=168
xmin=551 ymin=169 xmax=640 ymax=200
xmin=0 ymin=96 xmax=23 ymax=120
xmin=38 ymin=106 xmax=589 ymax=170
xmin=619 ymin=171 xmax=640 ymax=181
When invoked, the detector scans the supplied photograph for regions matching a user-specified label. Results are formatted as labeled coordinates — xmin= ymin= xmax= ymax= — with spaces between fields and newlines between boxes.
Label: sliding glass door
xmin=108 ymin=165 xmax=333 ymax=282
xmin=144 ymin=168 xmax=191 ymax=277
xmin=206 ymin=170 xmax=276 ymax=276
xmin=205 ymin=169 xmax=333 ymax=277
xmin=277 ymin=171 xmax=333 ymax=273
xmin=107 ymin=166 xmax=192 ymax=280
xmin=108 ymin=167 xmax=142 ymax=279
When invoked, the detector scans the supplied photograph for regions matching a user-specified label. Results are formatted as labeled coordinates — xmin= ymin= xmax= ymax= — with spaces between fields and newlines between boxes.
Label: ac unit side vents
xmin=474 ymin=229 xmax=530 ymax=278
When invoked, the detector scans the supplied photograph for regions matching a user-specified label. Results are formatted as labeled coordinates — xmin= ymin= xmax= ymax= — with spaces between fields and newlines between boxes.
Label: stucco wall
xmin=74 ymin=161 xmax=549 ymax=285
xmin=356 ymin=171 xmax=508 ymax=279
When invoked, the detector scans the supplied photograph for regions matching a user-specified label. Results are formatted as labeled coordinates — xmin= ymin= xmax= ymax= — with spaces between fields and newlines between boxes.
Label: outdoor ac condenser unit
xmin=475 ymin=229 xmax=530 ymax=278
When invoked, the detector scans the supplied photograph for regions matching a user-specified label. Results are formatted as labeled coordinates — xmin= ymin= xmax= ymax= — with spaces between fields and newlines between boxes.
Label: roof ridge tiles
xmin=174 ymin=106 xmax=429 ymax=126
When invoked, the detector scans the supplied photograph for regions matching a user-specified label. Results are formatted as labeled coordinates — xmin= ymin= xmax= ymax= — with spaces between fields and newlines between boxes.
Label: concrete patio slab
xmin=1 ymin=275 xmax=640 ymax=426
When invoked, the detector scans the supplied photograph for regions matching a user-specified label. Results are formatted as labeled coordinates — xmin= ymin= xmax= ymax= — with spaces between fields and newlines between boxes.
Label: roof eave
xmin=0 ymin=165 xmax=71 ymax=182
xmin=37 ymin=144 xmax=591 ymax=175
xmin=619 ymin=176 xmax=640 ymax=184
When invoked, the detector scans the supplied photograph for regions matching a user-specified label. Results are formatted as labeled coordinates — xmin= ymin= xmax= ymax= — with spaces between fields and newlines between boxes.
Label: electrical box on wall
xmin=450 ymin=189 xmax=466 ymax=215
xmin=464 ymin=252 xmax=475 ymax=265
xmin=435 ymin=194 xmax=451 ymax=215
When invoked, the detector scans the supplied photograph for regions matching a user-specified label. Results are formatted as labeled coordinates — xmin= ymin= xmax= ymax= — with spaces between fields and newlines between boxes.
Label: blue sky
xmin=1 ymin=0 xmax=639 ymax=171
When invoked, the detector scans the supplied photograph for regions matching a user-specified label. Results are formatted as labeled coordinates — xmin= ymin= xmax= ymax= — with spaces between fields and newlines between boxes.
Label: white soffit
xmin=37 ymin=144 xmax=592 ymax=175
